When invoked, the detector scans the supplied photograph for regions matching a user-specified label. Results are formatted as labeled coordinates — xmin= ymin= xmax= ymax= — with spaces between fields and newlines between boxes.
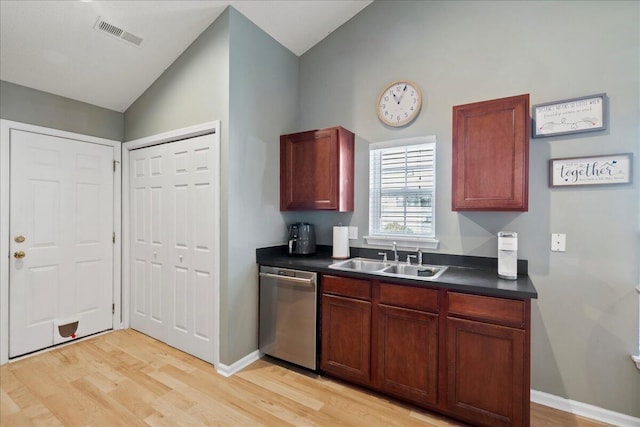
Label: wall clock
xmin=377 ymin=80 xmax=422 ymax=127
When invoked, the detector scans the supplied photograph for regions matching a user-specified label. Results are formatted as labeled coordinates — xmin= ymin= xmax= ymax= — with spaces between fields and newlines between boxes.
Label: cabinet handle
xmin=259 ymin=272 xmax=314 ymax=286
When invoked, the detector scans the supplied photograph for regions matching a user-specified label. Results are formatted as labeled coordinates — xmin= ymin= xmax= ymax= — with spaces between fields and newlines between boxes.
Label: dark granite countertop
xmin=257 ymin=245 xmax=538 ymax=300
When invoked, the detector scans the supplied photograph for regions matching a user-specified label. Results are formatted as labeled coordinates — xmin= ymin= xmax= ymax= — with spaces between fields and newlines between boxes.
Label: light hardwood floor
xmin=1 ymin=329 xmax=611 ymax=427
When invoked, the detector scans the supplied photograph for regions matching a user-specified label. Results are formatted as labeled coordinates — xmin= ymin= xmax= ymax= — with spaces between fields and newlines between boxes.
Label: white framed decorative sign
xmin=533 ymin=93 xmax=607 ymax=138
xmin=550 ymin=153 xmax=633 ymax=187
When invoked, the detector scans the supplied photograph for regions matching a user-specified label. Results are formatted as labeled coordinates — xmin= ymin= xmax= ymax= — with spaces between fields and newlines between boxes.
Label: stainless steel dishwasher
xmin=259 ymin=266 xmax=318 ymax=370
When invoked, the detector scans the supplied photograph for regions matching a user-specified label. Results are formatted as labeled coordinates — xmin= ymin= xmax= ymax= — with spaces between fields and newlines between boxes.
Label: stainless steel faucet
xmin=417 ymin=248 xmax=423 ymax=266
xmin=378 ymin=252 xmax=388 ymax=262
xmin=392 ymin=242 xmax=398 ymax=262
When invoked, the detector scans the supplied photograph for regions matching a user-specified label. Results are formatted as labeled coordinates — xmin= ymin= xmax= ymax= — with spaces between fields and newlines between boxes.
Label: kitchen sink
xmin=382 ymin=263 xmax=444 ymax=278
xmin=331 ymin=258 xmax=389 ymax=272
xmin=329 ymin=257 xmax=447 ymax=282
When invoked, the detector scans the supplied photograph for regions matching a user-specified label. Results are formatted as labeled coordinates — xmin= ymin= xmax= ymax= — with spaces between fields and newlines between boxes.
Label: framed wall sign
xmin=549 ymin=153 xmax=632 ymax=187
xmin=533 ymin=93 xmax=607 ymax=138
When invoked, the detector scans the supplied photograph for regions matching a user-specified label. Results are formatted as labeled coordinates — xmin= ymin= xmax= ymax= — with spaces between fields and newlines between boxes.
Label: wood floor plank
xmin=106 ymin=378 xmax=159 ymax=420
xmin=229 ymin=366 xmax=326 ymax=411
xmin=0 ymin=388 xmax=20 ymax=415
xmin=70 ymin=377 xmax=148 ymax=427
xmin=144 ymin=397 xmax=204 ymax=427
xmin=1 ymin=411 xmax=36 ymax=427
xmin=0 ymin=329 xmax=615 ymax=427
xmin=151 ymin=366 xmax=284 ymax=426
xmin=40 ymin=382 xmax=126 ymax=427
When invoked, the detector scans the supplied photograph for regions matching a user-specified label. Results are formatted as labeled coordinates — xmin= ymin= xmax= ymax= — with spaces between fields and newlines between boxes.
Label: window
xmin=368 ymin=136 xmax=437 ymax=246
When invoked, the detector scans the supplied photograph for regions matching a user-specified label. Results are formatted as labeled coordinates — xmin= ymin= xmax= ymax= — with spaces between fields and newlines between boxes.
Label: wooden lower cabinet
xmin=377 ymin=304 xmax=438 ymax=406
xmin=446 ymin=317 xmax=526 ymax=427
xmin=320 ymin=275 xmax=531 ymax=427
xmin=321 ymin=276 xmax=372 ymax=386
xmin=446 ymin=292 xmax=530 ymax=427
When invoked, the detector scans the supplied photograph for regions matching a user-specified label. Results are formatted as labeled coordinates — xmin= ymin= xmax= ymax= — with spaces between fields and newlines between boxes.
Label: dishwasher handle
xmin=259 ymin=272 xmax=315 ymax=286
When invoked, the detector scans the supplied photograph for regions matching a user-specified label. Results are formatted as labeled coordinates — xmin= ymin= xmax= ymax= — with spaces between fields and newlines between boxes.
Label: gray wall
xmin=295 ymin=0 xmax=639 ymax=418
xmin=124 ymin=10 xmax=230 ymax=141
xmin=123 ymin=7 xmax=299 ymax=365
xmin=225 ymin=8 xmax=299 ymax=364
xmin=0 ymin=80 xmax=123 ymax=141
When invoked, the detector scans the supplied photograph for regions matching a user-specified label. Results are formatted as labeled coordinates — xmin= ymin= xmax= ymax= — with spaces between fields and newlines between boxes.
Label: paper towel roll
xmin=332 ymin=226 xmax=350 ymax=259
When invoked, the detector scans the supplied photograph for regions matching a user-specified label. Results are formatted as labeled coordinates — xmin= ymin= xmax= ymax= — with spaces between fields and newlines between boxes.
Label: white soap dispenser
xmin=497 ymin=231 xmax=518 ymax=280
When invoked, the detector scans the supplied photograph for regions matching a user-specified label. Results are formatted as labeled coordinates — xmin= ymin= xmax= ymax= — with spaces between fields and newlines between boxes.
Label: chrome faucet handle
xmin=378 ymin=252 xmax=388 ymax=262
xmin=416 ymin=248 xmax=423 ymax=266
xmin=406 ymin=254 xmax=417 ymax=265
xmin=392 ymin=241 xmax=398 ymax=262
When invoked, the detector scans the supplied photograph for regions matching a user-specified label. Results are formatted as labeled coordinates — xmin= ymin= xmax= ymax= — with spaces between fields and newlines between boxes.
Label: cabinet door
xmin=321 ymin=294 xmax=371 ymax=385
xmin=452 ymin=94 xmax=529 ymax=211
xmin=377 ymin=304 xmax=438 ymax=406
xmin=446 ymin=317 xmax=526 ymax=427
xmin=280 ymin=127 xmax=354 ymax=211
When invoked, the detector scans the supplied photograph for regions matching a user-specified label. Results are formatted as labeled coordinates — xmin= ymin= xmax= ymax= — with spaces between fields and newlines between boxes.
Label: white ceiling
xmin=0 ymin=0 xmax=372 ymax=112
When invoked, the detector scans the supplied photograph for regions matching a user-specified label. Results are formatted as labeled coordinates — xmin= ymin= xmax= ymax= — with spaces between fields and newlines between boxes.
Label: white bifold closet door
xmin=129 ymin=134 xmax=216 ymax=363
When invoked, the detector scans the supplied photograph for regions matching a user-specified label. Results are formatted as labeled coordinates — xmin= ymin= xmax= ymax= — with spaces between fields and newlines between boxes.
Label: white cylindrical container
xmin=332 ymin=226 xmax=350 ymax=259
xmin=498 ymin=231 xmax=518 ymax=280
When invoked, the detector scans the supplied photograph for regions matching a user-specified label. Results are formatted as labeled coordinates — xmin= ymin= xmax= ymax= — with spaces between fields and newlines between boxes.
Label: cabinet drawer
xmin=323 ymin=275 xmax=371 ymax=300
xmin=448 ymin=292 xmax=525 ymax=328
xmin=379 ymin=283 xmax=439 ymax=313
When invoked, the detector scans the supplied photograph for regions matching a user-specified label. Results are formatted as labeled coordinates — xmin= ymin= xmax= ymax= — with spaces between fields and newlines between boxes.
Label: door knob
xmin=14 ymin=250 xmax=26 ymax=259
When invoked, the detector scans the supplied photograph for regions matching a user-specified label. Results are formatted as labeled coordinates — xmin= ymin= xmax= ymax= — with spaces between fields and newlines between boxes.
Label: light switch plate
xmin=551 ymin=233 xmax=566 ymax=252
xmin=348 ymin=226 xmax=358 ymax=239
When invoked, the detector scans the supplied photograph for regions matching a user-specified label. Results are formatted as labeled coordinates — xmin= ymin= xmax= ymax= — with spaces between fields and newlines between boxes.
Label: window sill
xmin=364 ymin=235 xmax=439 ymax=250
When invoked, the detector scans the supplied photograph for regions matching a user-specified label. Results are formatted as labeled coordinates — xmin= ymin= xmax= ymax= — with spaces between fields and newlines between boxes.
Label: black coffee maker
xmin=288 ymin=223 xmax=316 ymax=255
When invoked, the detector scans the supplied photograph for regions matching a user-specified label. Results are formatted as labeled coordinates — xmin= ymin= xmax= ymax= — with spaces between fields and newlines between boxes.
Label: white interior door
xmin=9 ymin=129 xmax=114 ymax=357
xmin=130 ymin=133 xmax=216 ymax=363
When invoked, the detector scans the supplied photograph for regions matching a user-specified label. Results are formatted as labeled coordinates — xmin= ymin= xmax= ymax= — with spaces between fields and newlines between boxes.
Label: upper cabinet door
xmin=280 ymin=126 xmax=354 ymax=211
xmin=452 ymin=94 xmax=530 ymax=211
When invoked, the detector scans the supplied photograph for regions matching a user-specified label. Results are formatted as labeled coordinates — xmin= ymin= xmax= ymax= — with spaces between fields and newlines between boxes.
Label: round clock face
xmin=377 ymin=80 xmax=422 ymax=127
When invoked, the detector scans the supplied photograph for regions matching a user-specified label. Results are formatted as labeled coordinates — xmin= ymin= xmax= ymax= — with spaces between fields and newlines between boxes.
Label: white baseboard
xmin=531 ymin=389 xmax=640 ymax=427
xmin=215 ymin=350 xmax=261 ymax=377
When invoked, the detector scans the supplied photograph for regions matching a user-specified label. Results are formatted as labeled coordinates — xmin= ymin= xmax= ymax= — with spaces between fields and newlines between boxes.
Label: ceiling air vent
xmin=94 ymin=17 xmax=143 ymax=47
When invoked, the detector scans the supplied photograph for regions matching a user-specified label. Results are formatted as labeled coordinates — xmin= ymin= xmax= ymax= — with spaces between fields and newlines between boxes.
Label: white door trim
xmin=0 ymin=119 xmax=122 ymax=365
xmin=123 ymin=121 xmax=220 ymax=366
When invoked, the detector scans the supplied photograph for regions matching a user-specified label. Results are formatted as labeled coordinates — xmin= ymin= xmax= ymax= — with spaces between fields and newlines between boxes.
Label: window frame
xmin=365 ymin=136 xmax=439 ymax=250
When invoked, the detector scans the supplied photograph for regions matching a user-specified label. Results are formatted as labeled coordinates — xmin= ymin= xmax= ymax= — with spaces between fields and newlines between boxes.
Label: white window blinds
xmin=369 ymin=137 xmax=436 ymax=238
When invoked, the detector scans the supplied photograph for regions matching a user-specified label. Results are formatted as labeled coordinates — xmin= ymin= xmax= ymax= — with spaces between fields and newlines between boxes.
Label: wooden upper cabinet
xmin=280 ymin=126 xmax=354 ymax=211
xmin=452 ymin=94 xmax=530 ymax=211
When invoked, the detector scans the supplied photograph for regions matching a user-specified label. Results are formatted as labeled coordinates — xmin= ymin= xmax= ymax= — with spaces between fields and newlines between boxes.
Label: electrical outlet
xmin=551 ymin=233 xmax=566 ymax=252
xmin=348 ymin=226 xmax=358 ymax=239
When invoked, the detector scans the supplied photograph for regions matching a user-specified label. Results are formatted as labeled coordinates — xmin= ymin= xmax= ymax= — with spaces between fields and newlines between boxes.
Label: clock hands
xmin=396 ymin=85 xmax=408 ymax=104
xmin=391 ymin=85 xmax=408 ymax=105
